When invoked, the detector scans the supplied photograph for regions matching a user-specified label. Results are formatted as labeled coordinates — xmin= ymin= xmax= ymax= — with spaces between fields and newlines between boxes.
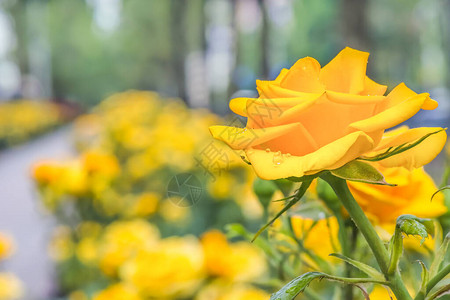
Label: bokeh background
xmin=0 ymin=0 xmax=449 ymax=299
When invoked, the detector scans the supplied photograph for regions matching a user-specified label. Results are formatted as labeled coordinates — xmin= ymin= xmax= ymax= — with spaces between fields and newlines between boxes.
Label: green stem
xmin=426 ymin=264 xmax=450 ymax=294
xmin=388 ymin=227 xmax=403 ymax=275
xmin=326 ymin=203 xmax=353 ymax=299
xmin=321 ymin=173 xmax=412 ymax=300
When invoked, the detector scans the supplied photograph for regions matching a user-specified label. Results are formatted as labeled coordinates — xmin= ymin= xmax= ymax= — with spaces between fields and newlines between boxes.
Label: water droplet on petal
xmin=273 ymin=151 xmax=284 ymax=166
xmin=265 ymin=148 xmax=271 ymax=153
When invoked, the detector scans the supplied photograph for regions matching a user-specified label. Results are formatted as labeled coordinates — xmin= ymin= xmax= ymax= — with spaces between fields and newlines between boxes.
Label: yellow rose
xmin=210 ymin=47 xmax=446 ymax=180
xmin=120 ymin=236 xmax=205 ymax=298
xmin=124 ymin=192 xmax=159 ymax=218
xmin=93 ymin=283 xmax=142 ymax=300
xmin=196 ymin=281 xmax=269 ymax=300
xmin=291 ymin=215 xmax=339 ymax=261
xmin=82 ymin=150 xmax=120 ymax=178
xmin=369 ymin=284 xmax=415 ymax=300
xmin=369 ymin=285 xmax=397 ymax=300
xmin=200 ymin=230 xmax=267 ymax=282
xmin=0 ymin=233 xmax=14 ymax=261
xmin=348 ymin=163 xmax=447 ymax=224
xmin=99 ymin=220 xmax=160 ymax=276
xmin=0 ymin=273 xmax=23 ymax=300
xmin=32 ymin=162 xmax=64 ymax=185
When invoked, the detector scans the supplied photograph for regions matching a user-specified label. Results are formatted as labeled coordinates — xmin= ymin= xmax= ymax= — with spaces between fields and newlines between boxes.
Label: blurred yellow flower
xmin=99 ymin=220 xmax=159 ymax=276
xmin=32 ymin=162 xmax=64 ymax=185
xmin=0 ymin=100 xmax=61 ymax=147
xmin=0 ymin=273 xmax=23 ymax=300
xmin=121 ymin=236 xmax=205 ymax=298
xmin=125 ymin=192 xmax=159 ymax=218
xmin=196 ymin=281 xmax=269 ymax=300
xmin=76 ymin=238 xmax=98 ymax=266
xmin=208 ymin=173 xmax=236 ymax=199
xmin=369 ymin=285 xmax=399 ymax=299
xmin=370 ymin=286 xmax=395 ymax=299
xmin=348 ymin=165 xmax=446 ymax=224
xmin=33 ymin=160 xmax=88 ymax=199
xmin=291 ymin=215 xmax=339 ymax=260
xmin=0 ymin=233 xmax=14 ymax=261
xmin=200 ymin=230 xmax=267 ymax=282
xmin=82 ymin=150 xmax=120 ymax=178
xmin=93 ymin=283 xmax=142 ymax=300
xmin=159 ymin=198 xmax=191 ymax=223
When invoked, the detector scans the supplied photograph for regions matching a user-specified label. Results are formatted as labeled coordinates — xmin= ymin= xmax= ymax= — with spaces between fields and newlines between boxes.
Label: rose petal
xmin=246 ymin=95 xmax=323 ymax=128
xmin=280 ymin=57 xmax=325 ymax=93
xmin=349 ymin=181 xmax=409 ymax=207
xmin=319 ymin=47 xmax=369 ymax=94
xmin=257 ymin=122 xmax=319 ymax=156
xmin=326 ymin=91 xmax=386 ymax=104
xmin=256 ymin=80 xmax=321 ymax=99
xmin=360 ymin=76 xmax=387 ymax=96
xmin=348 ymin=93 xmax=428 ymax=133
xmin=229 ymin=97 xmax=248 ymax=116
xmin=384 ymin=83 xmax=438 ymax=111
xmin=274 ymin=68 xmax=289 ymax=84
xmin=245 ymin=131 xmax=375 ymax=180
xmin=209 ymin=123 xmax=304 ymax=150
xmin=372 ymin=127 xmax=447 ymax=169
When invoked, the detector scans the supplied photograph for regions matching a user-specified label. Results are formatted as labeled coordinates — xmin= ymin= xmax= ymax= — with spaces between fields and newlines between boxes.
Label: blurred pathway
xmin=0 ymin=126 xmax=74 ymax=299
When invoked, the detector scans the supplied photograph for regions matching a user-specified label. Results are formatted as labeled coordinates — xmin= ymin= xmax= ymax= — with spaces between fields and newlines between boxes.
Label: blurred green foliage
xmin=1 ymin=0 xmax=449 ymax=109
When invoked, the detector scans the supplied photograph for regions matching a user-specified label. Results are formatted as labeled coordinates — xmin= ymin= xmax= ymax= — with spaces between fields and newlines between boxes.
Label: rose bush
xmin=210 ymin=47 xmax=446 ymax=180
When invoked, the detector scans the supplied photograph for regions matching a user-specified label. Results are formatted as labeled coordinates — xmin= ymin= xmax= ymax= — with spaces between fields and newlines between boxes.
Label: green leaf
xmin=329 ymin=253 xmax=384 ymax=280
xmin=429 ymin=232 xmax=450 ymax=278
xmin=270 ymin=272 xmax=322 ymax=300
xmin=274 ymin=179 xmax=295 ymax=197
xmin=287 ymin=172 xmax=323 ymax=182
xmin=289 ymin=201 xmax=331 ymax=221
xmin=397 ymin=215 xmax=435 ymax=243
xmin=359 ymin=128 xmax=445 ymax=162
xmin=329 ymin=160 xmax=395 ymax=186
xmin=252 ymin=180 xmax=312 ymax=242
xmin=270 ymin=271 xmax=387 ymax=300
xmin=388 ymin=215 xmax=435 ymax=275
xmin=418 ymin=260 xmax=429 ymax=296
xmin=426 ymin=284 xmax=450 ymax=300
xmin=225 ymin=223 xmax=248 ymax=238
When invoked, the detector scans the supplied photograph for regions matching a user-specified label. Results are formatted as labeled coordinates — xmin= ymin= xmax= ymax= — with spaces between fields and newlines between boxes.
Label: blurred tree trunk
xmin=170 ymin=0 xmax=187 ymax=101
xmin=258 ymin=0 xmax=270 ymax=79
xmin=9 ymin=1 xmax=29 ymax=79
xmin=340 ymin=0 xmax=370 ymax=51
